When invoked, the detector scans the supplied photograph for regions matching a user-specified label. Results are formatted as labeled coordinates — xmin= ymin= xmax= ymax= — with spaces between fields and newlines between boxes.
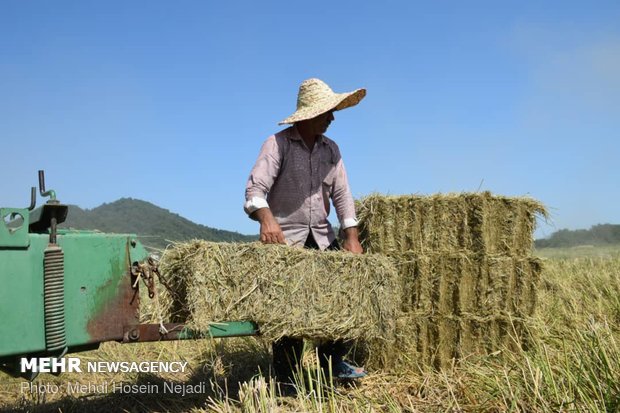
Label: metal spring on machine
xmin=44 ymin=245 xmax=66 ymax=352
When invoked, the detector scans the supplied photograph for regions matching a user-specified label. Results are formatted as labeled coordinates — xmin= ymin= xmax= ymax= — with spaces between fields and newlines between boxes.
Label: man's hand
xmin=342 ymin=227 xmax=363 ymax=254
xmin=252 ymin=208 xmax=286 ymax=244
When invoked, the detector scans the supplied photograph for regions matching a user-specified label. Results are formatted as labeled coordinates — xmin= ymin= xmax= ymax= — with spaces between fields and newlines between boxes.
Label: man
xmin=244 ymin=78 xmax=366 ymax=384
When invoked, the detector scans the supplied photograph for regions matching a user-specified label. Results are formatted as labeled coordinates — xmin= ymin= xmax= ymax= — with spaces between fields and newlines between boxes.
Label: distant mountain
xmin=59 ymin=198 xmax=257 ymax=250
xmin=535 ymin=224 xmax=620 ymax=248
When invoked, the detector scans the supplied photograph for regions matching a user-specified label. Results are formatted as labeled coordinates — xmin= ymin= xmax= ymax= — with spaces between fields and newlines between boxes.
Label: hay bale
xmin=353 ymin=192 xmax=545 ymax=370
xmin=357 ymin=192 xmax=547 ymax=256
xmin=393 ymin=253 xmax=543 ymax=317
xmin=158 ymin=240 xmax=400 ymax=342
xmin=360 ymin=254 xmax=543 ymax=370
xmin=365 ymin=313 xmax=530 ymax=371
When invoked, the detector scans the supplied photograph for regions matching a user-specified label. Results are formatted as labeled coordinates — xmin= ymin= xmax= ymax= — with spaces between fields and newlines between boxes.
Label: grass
xmin=535 ymin=243 xmax=620 ymax=259
xmin=2 ymin=248 xmax=619 ymax=412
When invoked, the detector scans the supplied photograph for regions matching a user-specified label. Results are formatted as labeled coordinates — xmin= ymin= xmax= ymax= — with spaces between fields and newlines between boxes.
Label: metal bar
xmin=38 ymin=170 xmax=56 ymax=201
xmin=50 ymin=216 xmax=57 ymax=245
xmin=122 ymin=322 xmax=259 ymax=343
xmin=27 ymin=187 xmax=36 ymax=211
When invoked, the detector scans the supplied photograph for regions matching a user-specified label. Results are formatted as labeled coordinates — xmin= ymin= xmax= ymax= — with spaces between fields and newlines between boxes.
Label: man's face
xmin=313 ymin=110 xmax=335 ymax=134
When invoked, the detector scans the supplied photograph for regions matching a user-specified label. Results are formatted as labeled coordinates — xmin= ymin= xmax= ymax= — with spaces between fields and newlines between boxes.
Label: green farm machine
xmin=0 ymin=171 xmax=258 ymax=379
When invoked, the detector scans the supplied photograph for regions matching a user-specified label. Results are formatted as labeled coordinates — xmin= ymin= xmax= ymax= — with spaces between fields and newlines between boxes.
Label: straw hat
xmin=279 ymin=78 xmax=366 ymax=125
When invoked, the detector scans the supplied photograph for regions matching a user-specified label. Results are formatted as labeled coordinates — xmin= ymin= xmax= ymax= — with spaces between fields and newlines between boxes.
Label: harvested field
xmin=357 ymin=192 xmax=547 ymax=256
xmin=3 ymin=255 xmax=618 ymax=413
xmin=158 ymin=240 xmax=400 ymax=342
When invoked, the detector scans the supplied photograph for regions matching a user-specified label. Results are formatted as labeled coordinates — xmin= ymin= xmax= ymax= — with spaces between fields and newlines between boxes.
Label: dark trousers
xmin=272 ymin=233 xmax=348 ymax=383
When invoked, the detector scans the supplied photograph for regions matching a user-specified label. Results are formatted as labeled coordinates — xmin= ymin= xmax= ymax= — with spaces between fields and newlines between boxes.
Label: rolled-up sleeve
xmin=331 ymin=157 xmax=358 ymax=229
xmin=244 ymin=136 xmax=281 ymax=216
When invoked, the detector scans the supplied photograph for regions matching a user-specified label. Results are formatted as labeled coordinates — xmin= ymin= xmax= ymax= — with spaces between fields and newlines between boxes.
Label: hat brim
xmin=278 ymin=88 xmax=366 ymax=125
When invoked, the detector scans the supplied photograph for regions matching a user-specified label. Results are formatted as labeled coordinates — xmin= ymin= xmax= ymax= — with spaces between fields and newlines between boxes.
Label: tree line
xmin=535 ymin=224 xmax=620 ymax=248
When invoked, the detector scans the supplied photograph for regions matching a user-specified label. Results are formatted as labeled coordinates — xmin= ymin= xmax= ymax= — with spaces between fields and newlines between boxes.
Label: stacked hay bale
xmin=356 ymin=192 xmax=546 ymax=370
xmin=158 ymin=241 xmax=400 ymax=343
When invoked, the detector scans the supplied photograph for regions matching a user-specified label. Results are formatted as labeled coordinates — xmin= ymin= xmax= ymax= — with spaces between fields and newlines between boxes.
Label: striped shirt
xmin=244 ymin=126 xmax=358 ymax=250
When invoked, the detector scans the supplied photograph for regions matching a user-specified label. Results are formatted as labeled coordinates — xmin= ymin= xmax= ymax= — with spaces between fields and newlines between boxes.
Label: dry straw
xmin=363 ymin=254 xmax=543 ymax=370
xmin=356 ymin=192 xmax=547 ymax=256
xmin=356 ymin=192 xmax=546 ymax=370
xmin=396 ymin=253 xmax=543 ymax=318
xmin=156 ymin=193 xmax=546 ymax=370
xmin=158 ymin=240 xmax=400 ymax=342
xmin=278 ymin=78 xmax=366 ymax=125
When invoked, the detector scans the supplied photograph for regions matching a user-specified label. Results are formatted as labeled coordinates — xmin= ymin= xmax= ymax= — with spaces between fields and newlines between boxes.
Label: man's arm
xmin=244 ymin=136 xmax=286 ymax=244
xmin=330 ymin=152 xmax=363 ymax=254
xmin=342 ymin=226 xmax=363 ymax=254
xmin=251 ymin=207 xmax=286 ymax=244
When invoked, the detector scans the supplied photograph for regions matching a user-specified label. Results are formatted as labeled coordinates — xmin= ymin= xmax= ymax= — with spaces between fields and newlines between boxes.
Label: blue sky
xmin=2 ymin=1 xmax=619 ymax=238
